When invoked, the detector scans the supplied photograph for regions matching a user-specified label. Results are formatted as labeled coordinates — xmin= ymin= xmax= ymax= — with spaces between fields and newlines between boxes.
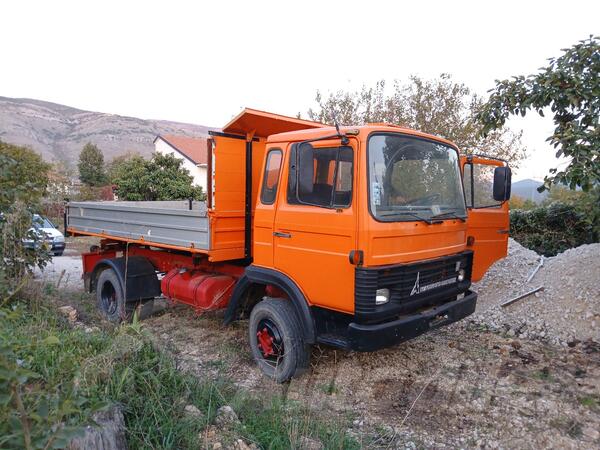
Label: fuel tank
xmin=161 ymin=269 xmax=236 ymax=311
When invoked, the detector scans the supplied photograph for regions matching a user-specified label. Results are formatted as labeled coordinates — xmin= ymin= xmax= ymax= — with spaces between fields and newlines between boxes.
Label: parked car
xmin=32 ymin=214 xmax=65 ymax=256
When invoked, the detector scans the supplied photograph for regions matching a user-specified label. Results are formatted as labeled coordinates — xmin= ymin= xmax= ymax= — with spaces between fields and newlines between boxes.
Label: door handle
xmin=273 ymin=231 xmax=292 ymax=238
xmin=497 ymin=229 xmax=510 ymax=234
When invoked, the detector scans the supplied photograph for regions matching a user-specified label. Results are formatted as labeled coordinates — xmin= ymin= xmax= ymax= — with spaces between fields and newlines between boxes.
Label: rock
xmin=582 ymin=426 xmax=600 ymax=441
xmin=233 ymin=438 xmax=257 ymax=450
xmin=58 ymin=305 xmax=78 ymax=323
xmin=212 ymin=443 xmax=222 ymax=450
xmin=68 ymin=406 xmax=127 ymax=450
xmin=183 ymin=404 xmax=203 ymax=419
xmin=298 ymin=436 xmax=324 ymax=450
xmin=214 ymin=405 xmax=240 ymax=427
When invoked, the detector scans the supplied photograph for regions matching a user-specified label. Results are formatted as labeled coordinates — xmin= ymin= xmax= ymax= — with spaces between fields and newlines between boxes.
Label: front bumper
xmin=347 ymin=290 xmax=477 ymax=351
xmin=52 ymin=242 xmax=66 ymax=252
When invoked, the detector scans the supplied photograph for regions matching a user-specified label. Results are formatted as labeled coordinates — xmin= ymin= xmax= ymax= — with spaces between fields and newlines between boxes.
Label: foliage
xmin=111 ymin=152 xmax=204 ymax=201
xmin=0 ymin=203 xmax=52 ymax=301
xmin=509 ymin=195 xmax=537 ymax=210
xmin=544 ymin=185 xmax=600 ymax=240
xmin=477 ymin=36 xmax=600 ymax=191
xmin=307 ymin=74 xmax=526 ymax=165
xmin=78 ymin=142 xmax=107 ymax=187
xmin=510 ymin=202 xmax=593 ymax=256
xmin=0 ymin=301 xmax=108 ymax=449
xmin=1 ymin=296 xmax=357 ymax=449
xmin=0 ymin=141 xmax=50 ymax=210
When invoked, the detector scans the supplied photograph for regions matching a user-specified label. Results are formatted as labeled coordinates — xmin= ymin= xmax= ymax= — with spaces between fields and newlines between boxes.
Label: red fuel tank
xmin=161 ymin=269 xmax=236 ymax=311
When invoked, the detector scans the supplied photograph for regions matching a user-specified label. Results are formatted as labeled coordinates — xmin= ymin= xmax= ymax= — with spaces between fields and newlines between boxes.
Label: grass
xmin=1 ymin=285 xmax=358 ymax=449
xmin=578 ymin=395 xmax=599 ymax=410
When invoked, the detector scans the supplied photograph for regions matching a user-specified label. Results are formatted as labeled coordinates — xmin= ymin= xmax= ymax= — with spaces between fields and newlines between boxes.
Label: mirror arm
xmin=298 ymin=133 xmax=350 ymax=147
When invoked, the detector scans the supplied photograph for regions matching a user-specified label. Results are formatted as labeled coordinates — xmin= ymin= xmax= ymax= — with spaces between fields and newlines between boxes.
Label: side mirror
xmin=297 ymin=142 xmax=314 ymax=195
xmin=493 ymin=166 xmax=512 ymax=201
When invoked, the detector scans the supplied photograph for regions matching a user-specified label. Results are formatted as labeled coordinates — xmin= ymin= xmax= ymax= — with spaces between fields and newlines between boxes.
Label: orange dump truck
xmin=66 ymin=108 xmax=511 ymax=381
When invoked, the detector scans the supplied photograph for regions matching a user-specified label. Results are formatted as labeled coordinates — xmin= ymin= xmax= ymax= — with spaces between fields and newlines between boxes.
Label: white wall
xmin=154 ymin=139 xmax=207 ymax=193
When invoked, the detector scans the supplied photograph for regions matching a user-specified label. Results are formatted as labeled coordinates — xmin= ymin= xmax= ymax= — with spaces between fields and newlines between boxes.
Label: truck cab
xmin=220 ymin=112 xmax=510 ymax=379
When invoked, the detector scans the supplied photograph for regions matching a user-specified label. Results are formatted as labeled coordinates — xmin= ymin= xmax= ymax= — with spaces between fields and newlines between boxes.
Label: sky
xmin=1 ymin=0 xmax=598 ymax=181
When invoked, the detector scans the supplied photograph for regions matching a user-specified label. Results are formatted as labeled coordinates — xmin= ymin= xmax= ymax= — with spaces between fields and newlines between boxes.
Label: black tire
xmin=53 ymin=251 xmax=64 ymax=257
xmin=95 ymin=268 xmax=137 ymax=323
xmin=249 ymin=297 xmax=310 ymax=382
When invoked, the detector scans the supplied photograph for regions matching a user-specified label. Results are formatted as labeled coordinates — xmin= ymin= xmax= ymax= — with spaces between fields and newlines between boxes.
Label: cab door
xmin=273 ymin=140 xmax=357 ymax=313
xmin=461 ymin=155 xmax=511 ymax=281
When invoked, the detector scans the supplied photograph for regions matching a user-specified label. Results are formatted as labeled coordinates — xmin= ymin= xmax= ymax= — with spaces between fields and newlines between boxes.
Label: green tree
xmin=307 ymin=74 xmax=526 ymax=165
xmin=477 ymin=36 xmax=599 ymax=191
xmin=112 ymin=153 xmax=204 ymax=201
xmin=78 ymin=142 xmax=107 ymax=186
xmin=0 ymin=140 xmax=50 ymax=209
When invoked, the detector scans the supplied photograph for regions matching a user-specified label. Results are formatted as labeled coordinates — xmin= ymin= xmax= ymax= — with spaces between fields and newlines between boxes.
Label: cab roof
xmin=267 ymin=124 xmax=459 ymax=149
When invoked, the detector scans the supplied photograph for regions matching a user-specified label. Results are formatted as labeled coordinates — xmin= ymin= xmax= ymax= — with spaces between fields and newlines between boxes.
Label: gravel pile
xmin=471 ymin=238 xmax=600 ymax=345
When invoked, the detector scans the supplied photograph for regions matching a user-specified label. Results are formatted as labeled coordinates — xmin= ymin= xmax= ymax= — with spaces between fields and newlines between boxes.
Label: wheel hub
xmin=256 ymin=319 xmax=283 ymax=360
xmin=101 ymin=281 xmax=118 ymax=314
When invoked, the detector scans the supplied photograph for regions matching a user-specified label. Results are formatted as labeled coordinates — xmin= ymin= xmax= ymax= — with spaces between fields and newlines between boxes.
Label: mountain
xmin=512 ymin=179 xmax=549 ymax=203
xmin=0 ymin=96 xmax=215 ymax=166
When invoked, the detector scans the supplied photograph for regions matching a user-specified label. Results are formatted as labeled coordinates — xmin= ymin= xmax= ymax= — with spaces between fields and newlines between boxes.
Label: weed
xmin=578 ymin=395 xmax=599 ymax=409
xmin=533 ymin=367 xmax=553 ymax=382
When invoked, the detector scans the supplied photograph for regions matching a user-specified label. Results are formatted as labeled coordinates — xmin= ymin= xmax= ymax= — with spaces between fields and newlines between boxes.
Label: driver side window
xmin=287 ymin=145 xmax=353 ymax=208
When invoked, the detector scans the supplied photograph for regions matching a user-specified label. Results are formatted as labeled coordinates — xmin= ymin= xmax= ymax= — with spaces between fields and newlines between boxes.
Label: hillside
xmin=0 ymin=96 xmax=215 ymax=165
xmin=511 ymin=178 xmax=548 ymax=203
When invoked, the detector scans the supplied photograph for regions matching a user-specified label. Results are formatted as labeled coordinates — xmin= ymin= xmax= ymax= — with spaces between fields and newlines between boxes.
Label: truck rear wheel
xmin=96 ymin=268 xmax=143 ymax=323
xmin=249 ymin=297 xmax=310 ymax=382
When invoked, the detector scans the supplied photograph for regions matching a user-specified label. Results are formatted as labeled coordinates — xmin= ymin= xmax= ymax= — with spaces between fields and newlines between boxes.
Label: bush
xmin=510 ymin=202 xmax=593 ymax=256
xmin=0 ymin=202 xmax=51 ymax=301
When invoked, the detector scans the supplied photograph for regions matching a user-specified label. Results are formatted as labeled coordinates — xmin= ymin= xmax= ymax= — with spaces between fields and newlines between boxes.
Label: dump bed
xmin=67 ymin=108 xmax=327 ymax=262
xmin=67 ymin=200 xmax=210 ymax=251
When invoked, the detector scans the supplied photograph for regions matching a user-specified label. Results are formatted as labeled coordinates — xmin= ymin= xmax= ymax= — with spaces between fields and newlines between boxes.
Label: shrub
xmin=510 ymin=202 xmax=593 ymax=256
xmin=0 ymin=202 xmax=51 ymax=301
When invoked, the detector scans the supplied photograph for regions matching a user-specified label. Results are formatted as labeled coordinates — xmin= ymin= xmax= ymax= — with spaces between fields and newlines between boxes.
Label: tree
xmin=477 ymin=36 xmax=599 ymax=191
xmin=78 ymin=142 xmax=107 ymax=186
xmin=111 ymin=153 xmax=204 ymax=201
xmin=307 ymin=74 xmax=526 ymax=165
xmin=0 ymin=140 xmax=50 ymax=209
xmin=509 ymin=195 xmax=537 ymax=210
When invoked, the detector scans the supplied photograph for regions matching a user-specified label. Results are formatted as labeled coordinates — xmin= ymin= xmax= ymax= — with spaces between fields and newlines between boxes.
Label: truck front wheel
xmin=249 ymin=298 xmax=310 ymax=382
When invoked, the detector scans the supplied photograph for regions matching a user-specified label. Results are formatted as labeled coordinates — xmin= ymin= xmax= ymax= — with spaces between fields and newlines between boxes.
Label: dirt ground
xmin=40 ymin=239 xmax=600 ymax=449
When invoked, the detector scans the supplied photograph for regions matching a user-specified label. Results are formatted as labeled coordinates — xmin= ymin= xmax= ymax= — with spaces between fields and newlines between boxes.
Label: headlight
xmin=375 ymin=288 xmax=390 ymax=305
xmin=457 ymin=269 xmax=466 ymax=282
xmin=54 ymin=236 xmax=65 ymax=243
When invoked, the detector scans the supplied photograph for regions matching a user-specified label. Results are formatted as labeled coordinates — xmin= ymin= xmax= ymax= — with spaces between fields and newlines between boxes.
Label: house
xmin=153 ymin=134 xmax=209 ymax=192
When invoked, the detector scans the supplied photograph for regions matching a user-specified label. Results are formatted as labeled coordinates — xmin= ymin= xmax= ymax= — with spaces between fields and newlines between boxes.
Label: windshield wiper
xmin=378 ymin=211 xmax=442 ymax=225
xmin=430 ymin=211 xmax=466 ymax=222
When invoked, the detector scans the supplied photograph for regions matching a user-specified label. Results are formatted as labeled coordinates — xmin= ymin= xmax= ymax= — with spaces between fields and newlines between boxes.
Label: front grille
xmin=355 ymin=251 xmax=473 ymax=321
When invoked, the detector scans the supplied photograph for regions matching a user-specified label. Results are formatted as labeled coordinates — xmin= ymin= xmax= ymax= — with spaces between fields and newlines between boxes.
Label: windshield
xmin=368 ymin=134 xmax=466 ymax=222
xmin=33 ymin=215 xmax=55 ymax=229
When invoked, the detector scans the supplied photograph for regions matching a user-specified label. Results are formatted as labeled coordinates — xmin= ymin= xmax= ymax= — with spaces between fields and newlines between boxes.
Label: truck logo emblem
xmin=410 ymin=272 xmax=420 ymax=296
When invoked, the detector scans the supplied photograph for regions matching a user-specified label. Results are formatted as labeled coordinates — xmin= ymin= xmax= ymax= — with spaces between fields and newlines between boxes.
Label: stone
xmin=233 ymin=438 xmax=256 ymax=450
xmin=582 ymin=426 xmax=600 ymax=441
xmin=298 ymin=436 xmax=324 ymax=450
xmin=58 ymin=305 xmax=78 ymax=323
xmin=214 ymin=405 xmax=240 ymax=427
xmin=68 ymin=406 xmax=127 ymax=450
xmin=183 ymin=404 xmax=203 ymax=419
